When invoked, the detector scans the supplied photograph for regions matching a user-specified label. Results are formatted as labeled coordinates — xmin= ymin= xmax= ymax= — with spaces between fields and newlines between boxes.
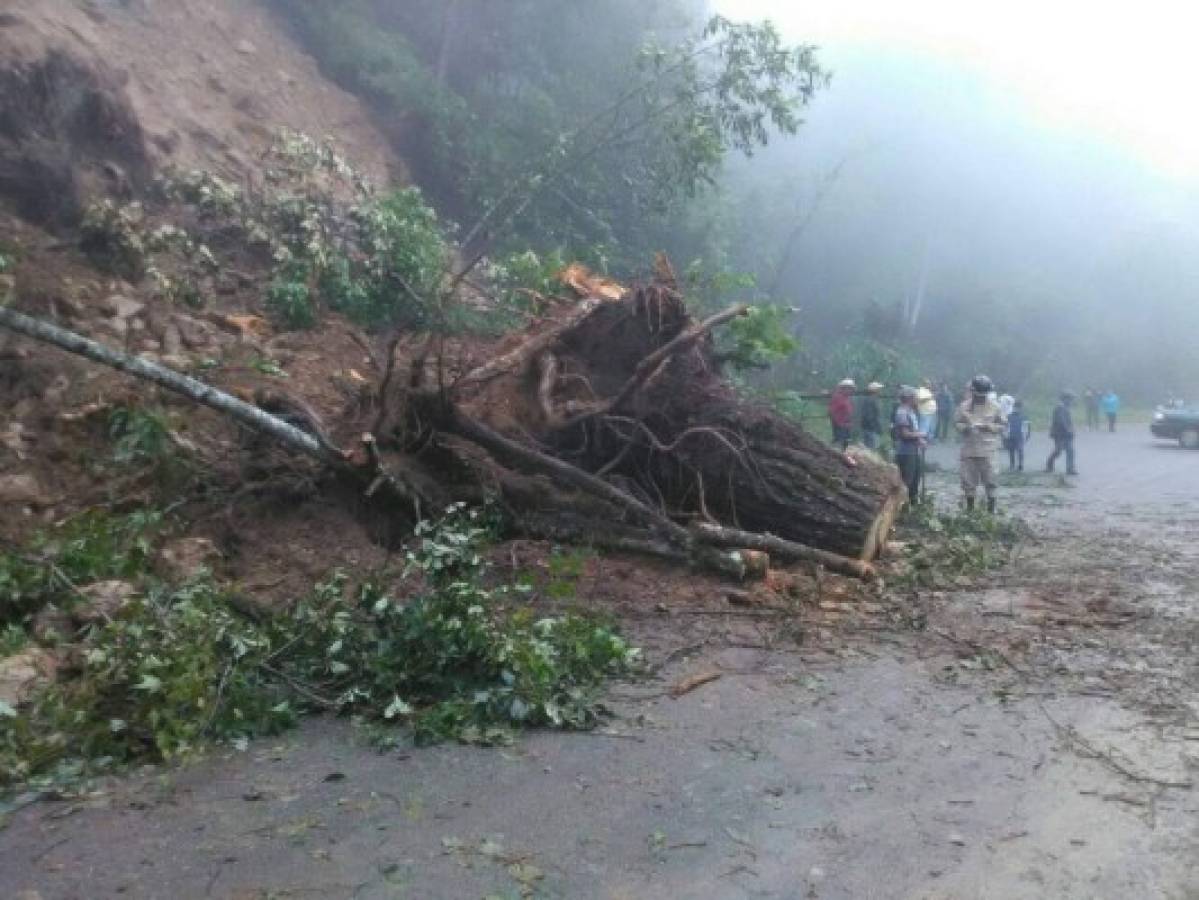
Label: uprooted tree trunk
xmin=432 ymin=264 xmax=905 ymax=566
xmin=1 ymin=261 xmax=903 ymax=581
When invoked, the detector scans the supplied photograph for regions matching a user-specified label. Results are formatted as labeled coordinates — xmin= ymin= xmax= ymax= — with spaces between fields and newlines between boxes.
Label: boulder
xmin=161 ymin=321 xmax=183 ymax=356
xmin=173 ymin=314 xmax=217 ymax=350
xmin=0 ymin=472 xmax=48 ymax=508
xmin=73 ymin=580 xmax=137 ymax=625
xmin=0 ymin=648 xmax=58 ymax=709
xmin=157 ymin=537 xmax=220 ymax=581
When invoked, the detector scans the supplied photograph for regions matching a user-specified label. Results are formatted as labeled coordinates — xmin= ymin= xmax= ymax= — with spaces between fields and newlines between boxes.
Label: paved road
xmin=2 ymin=427 xmax=1196 ymax=899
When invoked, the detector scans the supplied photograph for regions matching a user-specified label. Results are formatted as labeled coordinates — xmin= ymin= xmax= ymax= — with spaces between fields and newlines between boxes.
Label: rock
xmin=0 ymin=648 xmax=58 ymax=709
xmin=0 ymin=472 xmax=48 ymax=508
xmin=173 ymin=314 xmax=216 ymax=350
xmin=101 ymin=294 xmax=145 ymax=320
xmin=0 ymin=273 xmax=15 ymax=298
xmin=73 ymin=580 xmax=137 ymax=626
xmin=158 ymin=537 xmax=220 ymax=581
xmin=41 ymin=373 xmax=71 ymax=405
xmin=1 ymin=422 xmax=33 ymax=460
xmin=138 ymin=339 xmax=162 ymax=353
xmin=161 ymin=322 xmax=183 ymax=356
xmin=235 ymin=39 xmax=257 ymax=55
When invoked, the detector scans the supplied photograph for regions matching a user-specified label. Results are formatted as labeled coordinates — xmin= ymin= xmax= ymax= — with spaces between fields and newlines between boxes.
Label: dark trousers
xmin=1047 ymin=435 xmax=1076 ymax=473
xmin=1007 ymin=442 xmax=1025 ymax=470
xmin=1106 ymin=413 xmax=1116 ymax=432
xmin=1086 ymin=407 xmax=1099 ymax=429
xmin=831 ymin=424 xmax=852 ymax=450
xmin=896 ymin=452 xmax=922 ymax=503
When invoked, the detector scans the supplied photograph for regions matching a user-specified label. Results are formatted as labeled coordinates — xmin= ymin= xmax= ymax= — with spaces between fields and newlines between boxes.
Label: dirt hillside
xmin=1 ymin=0 xmax=400 ymax=226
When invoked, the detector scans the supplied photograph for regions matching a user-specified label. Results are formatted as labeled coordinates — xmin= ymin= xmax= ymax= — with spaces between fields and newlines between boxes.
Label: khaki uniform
xmin=955 ymin=399 xmax=1006 ymax=498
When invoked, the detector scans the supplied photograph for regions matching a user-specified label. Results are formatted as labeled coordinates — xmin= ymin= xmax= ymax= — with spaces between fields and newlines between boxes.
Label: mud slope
xmin=1 ymin=0 xmax=400 ymax=200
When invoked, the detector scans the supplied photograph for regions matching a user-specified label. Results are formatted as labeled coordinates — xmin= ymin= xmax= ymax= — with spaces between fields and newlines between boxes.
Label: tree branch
xmin=0 ymin=305 xmax=343 ymax=465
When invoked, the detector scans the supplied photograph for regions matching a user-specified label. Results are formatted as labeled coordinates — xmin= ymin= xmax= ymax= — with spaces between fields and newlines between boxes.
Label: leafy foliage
xmin=0 ymin=580 xmax=292 ymax=785
xmin=0 ymin=510 xmax=162 ymax=626
xmin=79 ymin=200 xmax=148 ymax=279
xmin=0 ymin=505 xmax=637 ymax=787
xmin=266 ymin=266 xmax=316 ymax=330
xmin=157 ymin=134 xmax=451 ymax=333
xmin=722 ymin=305 xmax=799 ymax=371
xmin=896 ymin=506 xmax=1028 ymax=589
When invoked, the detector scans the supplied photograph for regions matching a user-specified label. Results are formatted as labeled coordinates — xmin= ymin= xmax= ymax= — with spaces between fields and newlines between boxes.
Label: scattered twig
xmin=1036 ymin=700 xmax=1193 ymax=790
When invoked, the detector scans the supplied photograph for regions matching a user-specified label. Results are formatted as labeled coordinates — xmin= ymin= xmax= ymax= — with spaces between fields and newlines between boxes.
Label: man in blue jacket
xmin=1046 ymin=391 xmax=1079 ymax=475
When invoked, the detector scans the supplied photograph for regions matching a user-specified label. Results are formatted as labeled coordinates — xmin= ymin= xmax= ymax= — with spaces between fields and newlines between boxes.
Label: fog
xmin=715 ymin=2 xmax=1199 ymax=400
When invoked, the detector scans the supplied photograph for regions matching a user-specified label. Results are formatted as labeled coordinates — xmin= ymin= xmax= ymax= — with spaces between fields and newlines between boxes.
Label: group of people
xmin=828 ymin=376 xmax=1116 ymax=512
xmin=827 ymin=378 xmax=956 ymax=452
xmin=1082 ymin=388 xmax=1121 ymax=432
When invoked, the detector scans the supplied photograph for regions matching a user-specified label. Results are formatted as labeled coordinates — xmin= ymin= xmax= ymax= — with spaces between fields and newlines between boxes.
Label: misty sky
xmin=710 ymin=1 xmax=1199 ymax=394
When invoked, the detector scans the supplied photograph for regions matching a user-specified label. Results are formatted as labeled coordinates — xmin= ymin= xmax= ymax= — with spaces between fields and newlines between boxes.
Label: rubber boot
xmin=965 ymin=496 xmax=975 ymax=512
xmin=987 ymin=496 xmax=997 ymax=514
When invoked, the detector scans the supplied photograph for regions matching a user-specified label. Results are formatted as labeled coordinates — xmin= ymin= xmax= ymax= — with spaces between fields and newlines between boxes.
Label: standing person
xmin=1005 ymin=399 xmax=1032 ymax=471
xmin=1084 ymin=388 xmax=1100 ymax=430
xmin=1046 ymin=391 xmax=1079 ymax=475
xmin=828 ymin=379 xmax=856 ymax=451
xmin=1101 ymin=389 xmax=1120 ymax=432
xmin=916 ymin=382 xmax=938 ymax=442
xmin=955 ymin=374 xmax=1006 ymax=512
xmin=860 ymin=382 xmax=884 ymax=451
xmin=893 ymin=386 xmax=926 ymax=505
xmin=936 ymin=381 xmax=954 ymax=441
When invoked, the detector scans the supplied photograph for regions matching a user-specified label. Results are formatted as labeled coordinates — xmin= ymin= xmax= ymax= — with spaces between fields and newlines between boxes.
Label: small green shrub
xmin=79 ymin=201 xmax=148 ymax=279
xmin=108 ymin=406 xmax=174 ymax=467
xmin=344 ymin=187 xmax=448 ymax=329
xmin=266 ymin=265 xmax=316 ymax=329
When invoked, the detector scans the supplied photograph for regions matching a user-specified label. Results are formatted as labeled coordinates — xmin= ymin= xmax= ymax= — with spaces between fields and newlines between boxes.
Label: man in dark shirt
xmin=1046 ymin=391 xmax=1078 ymax=475
xmin=860 ymin=381 xmax=883 ymax=450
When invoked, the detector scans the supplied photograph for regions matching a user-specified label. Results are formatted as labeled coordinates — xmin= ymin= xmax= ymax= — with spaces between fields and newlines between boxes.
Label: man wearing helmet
xmin=954 ymin=375 xmax=1006 ymax=512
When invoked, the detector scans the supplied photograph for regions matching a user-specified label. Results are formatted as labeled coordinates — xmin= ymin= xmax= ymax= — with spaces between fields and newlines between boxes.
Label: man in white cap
xmin=828 ymin=379 xmax=856 ymax=451
xmin=860 ymin=382 xmax=884 ymax=450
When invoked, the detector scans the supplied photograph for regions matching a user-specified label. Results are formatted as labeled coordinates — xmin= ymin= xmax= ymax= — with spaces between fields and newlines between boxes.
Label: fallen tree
xmin=1 ymin=263 xmax=903 ymax=580
xmin=434 ymin=264 xmax=905 ymax=564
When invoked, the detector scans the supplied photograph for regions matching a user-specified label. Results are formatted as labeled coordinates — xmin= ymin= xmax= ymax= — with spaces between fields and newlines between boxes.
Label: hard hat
xmin=971 ymin=374 xmax=994 ymax=394
xmin=866 ymin=381 xmax=884 ymax=392
xmin=899 ymin=385 xmax=918 ymax=400
xmin=838 ymin=378 xmax=856 ymax=389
